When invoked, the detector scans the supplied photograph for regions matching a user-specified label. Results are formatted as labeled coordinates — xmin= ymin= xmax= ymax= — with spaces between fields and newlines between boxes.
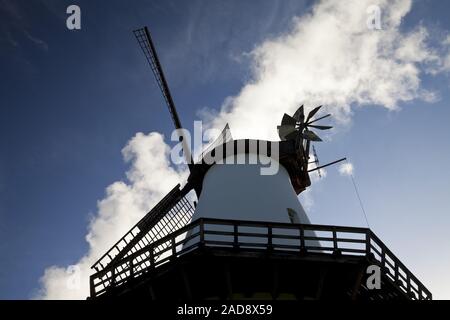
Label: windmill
xmin=88 ymin=26 xmax=432 ymax=301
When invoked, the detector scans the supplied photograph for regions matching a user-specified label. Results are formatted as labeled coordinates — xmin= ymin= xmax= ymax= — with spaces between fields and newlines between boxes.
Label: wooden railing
xmin=90 ymin=218 xmax=432 ymax=300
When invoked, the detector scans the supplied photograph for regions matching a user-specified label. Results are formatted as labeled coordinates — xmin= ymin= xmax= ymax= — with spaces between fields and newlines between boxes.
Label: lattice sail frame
xmin=91 ymin=184 xmax=195 ymax=290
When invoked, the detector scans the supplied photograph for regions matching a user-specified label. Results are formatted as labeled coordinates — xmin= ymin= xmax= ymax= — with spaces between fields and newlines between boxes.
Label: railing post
xmin=365 ymin=230 xmax=371 ymax=256
xmin=332 ymin=228 xmax=338 ymax=252
xmin=171 ymin=237 xmax=177 ymax=259
xmin=111 ymin=267 xmax=116 ymax=287
xmin=233 ymin=223 xmax=239 ymax=249
xmin=129 ymin=260 xmax=134 ymax=278
xmin=149 ymin=247 xmax=155 ymax=267
xmin=89 ymin=276 xmax=95 ymax=298
xmin=395 ymin=263 xmax=400 ymax=284
xmin=267 ymin=226 xmax=273 ymax=251
xmin=406 ymin=273 xmax=411 ymax=295
xmin=199 ymin=219 xmax=205 ymax=247
xmin=299 ymin=227 xmax=305 ymax=251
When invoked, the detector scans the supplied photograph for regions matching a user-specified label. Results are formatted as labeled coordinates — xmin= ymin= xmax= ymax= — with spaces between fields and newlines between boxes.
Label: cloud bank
xmin=206 ymin=0 xmax=445 ymax=140
xmin=38 ymin=0 xmax=450 ymax=299
xmin=36 ymin=133 xmax=186 ymax=299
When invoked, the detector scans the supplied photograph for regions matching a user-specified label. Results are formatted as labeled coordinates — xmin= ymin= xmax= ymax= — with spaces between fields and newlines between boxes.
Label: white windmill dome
xmin=192 ymin=148 xmax=311 ymax=225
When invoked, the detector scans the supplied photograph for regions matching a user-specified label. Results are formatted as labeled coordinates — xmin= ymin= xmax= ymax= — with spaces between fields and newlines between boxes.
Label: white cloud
xmin=431 ymin=35 xmax=450 ymax=74
xmin=37 ymin=0 xmax=450 ymax=299
xmin=339 ymin=162 xmax=354 ymax=176
xmin=36 ymin=132 xmax=187 ymax=299
xmin=205 ymin=0 xmax=447 ymax=141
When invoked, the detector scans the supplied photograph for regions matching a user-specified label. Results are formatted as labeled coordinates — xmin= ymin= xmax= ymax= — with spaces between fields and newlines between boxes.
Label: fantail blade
xmin=302 ymin=130 xmax=322 ymax=141
xmin=280 ymin=113 xmax=297 ymax=126
xmin=277 ymin=124 xmax=297 ymax=140
xmin=308 ymin=124 xmax=332 ymax=130
xmin=293 ymin=105 xmax=305 ymax=123
xmin=305 ymin=105 xmax=322 ymax=123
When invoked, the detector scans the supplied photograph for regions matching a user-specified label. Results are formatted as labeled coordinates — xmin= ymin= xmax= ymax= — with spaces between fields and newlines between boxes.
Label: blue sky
xmin=1 ymin=0 xmax=450 ymax=299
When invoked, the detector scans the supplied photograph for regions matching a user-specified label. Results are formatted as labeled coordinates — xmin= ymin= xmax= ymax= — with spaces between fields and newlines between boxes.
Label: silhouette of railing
xmin=90 ymin=218 xmax=432 ymax=300
xmin=90 ymin=185 xmax=194 ymax=276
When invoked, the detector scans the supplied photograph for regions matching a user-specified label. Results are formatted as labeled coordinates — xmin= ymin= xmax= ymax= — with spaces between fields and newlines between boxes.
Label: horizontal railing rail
xmin=90 ymin=218 xmax=432 ymax=300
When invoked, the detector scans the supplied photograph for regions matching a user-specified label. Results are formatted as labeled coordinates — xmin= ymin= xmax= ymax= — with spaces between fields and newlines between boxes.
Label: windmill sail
xmin=133 ymin=27 xmax=194 ymax=169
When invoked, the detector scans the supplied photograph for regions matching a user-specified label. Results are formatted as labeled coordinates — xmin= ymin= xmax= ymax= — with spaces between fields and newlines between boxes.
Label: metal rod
xmin=307 ymin=157 xmax=346 ymax=172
